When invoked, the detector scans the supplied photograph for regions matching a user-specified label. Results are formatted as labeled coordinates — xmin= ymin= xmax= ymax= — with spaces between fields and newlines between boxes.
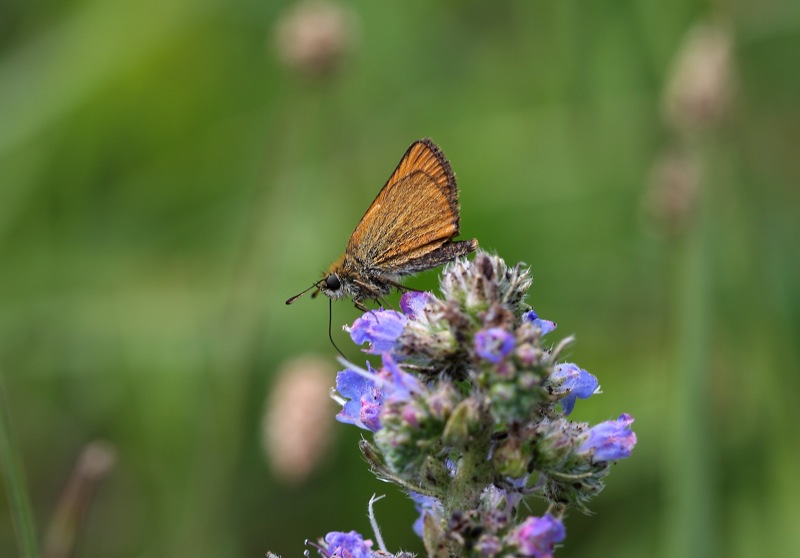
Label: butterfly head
xmin=286 ymin=256 xmax=362 ymax=306
xmin=318 ymin=271 xmax=343 ymax=299
xmin=318 ymin=256 xmax=356 ymax=301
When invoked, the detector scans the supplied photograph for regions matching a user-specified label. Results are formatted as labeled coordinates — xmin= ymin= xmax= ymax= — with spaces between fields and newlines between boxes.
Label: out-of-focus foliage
xmin=1 ymin=1 xmax=798 ymax=557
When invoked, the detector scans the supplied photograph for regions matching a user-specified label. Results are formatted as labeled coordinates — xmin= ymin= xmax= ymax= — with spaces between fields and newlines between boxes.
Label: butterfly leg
xmin=352 ymin=279 xmax=387 ymax=309
xmin=376 ymin=296 xmax=397 ymax=311
xmin=382 ymin=278 xmax=420 ymax=293
xmin=353 ymin=298 xmax=394 ymax=313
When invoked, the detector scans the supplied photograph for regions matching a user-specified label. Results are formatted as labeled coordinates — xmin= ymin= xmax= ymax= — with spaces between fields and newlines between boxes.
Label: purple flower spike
xmin=334 ymin=367 xmax=383 ymax=432
xmin=523 ymin=310 xmax=557 ymax=335
xmin=510 ymin=513 xmax=566 ymax=558
xmin=551 ymin=363 xmax=599 ymax=415
xmin=578 ymin=413 xmax=637 ymax=462
xmin=347 ymin=310 xmax=407 ymax=354
xmin=474 ymin=327 xmax=516 ymax=363
xmin=400 ymin=291 xmax=432 ymax=318
xmin=322 ymin=530 xmax=374 ymax=558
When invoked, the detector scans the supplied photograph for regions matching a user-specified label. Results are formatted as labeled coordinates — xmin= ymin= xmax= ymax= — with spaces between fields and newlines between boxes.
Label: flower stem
xmin=446 ymin=420 xmax=493 ymax=514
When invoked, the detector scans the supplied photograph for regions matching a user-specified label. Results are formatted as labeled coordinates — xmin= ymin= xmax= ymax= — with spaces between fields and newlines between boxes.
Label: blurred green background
xmin=1 ymin=1 xmax=799 ymax=557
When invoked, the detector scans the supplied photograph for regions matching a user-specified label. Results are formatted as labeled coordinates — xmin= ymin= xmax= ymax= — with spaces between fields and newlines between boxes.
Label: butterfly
xmin=287 ymin=138 xmax=477 ymax=311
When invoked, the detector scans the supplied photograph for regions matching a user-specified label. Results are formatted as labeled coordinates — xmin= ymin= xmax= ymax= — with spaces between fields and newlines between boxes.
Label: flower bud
xmin=663 ymin=22 xmax=735 ymax=134
xmin=443 ymin=398 xmax=480 ymax=447
xmin=262 ymin=356 xmax=335 ymax=483
xmin=533 ymin=418 xmax=576 ymax=469
xmin=427 ymin=382 xmax=459 ymax=422
xmin=273 ymin=0 xmax=358 ymax=78
xmin=577 ymin=413 xmax=637 ymax=462
xmin=507 ymin=513 xmax=565 ymax=558
xmin=422 ymin=512 xmax=446 ymax=558
xmin=491 ymin=436 xmax=529 ymax=478
xmin=643 ymin=146 xmax=700 ymax=236
xmin=419 ymin=455 xmax=453 ymax=489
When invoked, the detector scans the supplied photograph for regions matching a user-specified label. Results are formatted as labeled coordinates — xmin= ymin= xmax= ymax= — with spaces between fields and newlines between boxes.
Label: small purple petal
xmin=476 ymin=535 xmax=502 ymax=557
xmin=533 ymin=319 xmax=556 ymax=335
xmin=551 ymin=363 xmax=599 ymax=415
xmin=523 ymin=310 xmax=557 ymax=335
xmin=510 ymin=513 xmax=566 ymax=558
xmin=323 ymin=531 xmax=374 ymax=558
xmin=379 ymin=353 xmax=421 ymax=402
xmin=347 ymin=310 xmax=407 ymax=354
xmin=474 ymin=327 xmax=516 ymax=363
xmin=578 ymin=413 xmax=637 ymax=462
xmin=335 ymin=368 xmax=383 ymax=431
xmin=359 ymin=400 xmax=382 ymax=432
xmin=400 ymin=291 xmax=432 ymax=318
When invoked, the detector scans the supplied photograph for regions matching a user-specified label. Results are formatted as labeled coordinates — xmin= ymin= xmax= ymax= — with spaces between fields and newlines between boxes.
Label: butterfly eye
xmin=325 ymin=275 xmax=341 ymax=291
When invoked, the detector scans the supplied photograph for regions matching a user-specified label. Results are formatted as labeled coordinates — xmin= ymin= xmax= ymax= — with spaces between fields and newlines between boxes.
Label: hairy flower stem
xmin=445 ymin=430 xmax=493 ymax=514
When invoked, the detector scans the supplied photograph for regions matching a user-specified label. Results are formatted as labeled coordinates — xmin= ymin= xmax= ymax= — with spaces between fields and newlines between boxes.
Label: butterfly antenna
xmin=286 ymin=281 xmax=320 ymax=305
xmin=328 ymin=298 xmax=347 ymax=359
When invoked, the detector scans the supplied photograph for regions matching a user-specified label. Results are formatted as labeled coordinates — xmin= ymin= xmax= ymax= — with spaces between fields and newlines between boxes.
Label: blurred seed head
xmin=273 ymin=0 xmax=359 ymax=78
xmin=43 ymin=441 xmax=117 ymax=558
xmin=262 ymin=355 xmax=336 ymax=484
xmin=643 ymin=147 xmax=700 ymax=235
xmin=663 ymin=22 xmax=735 ymax=135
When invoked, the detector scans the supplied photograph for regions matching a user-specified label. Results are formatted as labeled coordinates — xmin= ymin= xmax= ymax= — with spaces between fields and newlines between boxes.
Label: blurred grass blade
xmin=665 ymin=197 xmax=713 ymax=558
xmin=0 ymin=372 xmax=40 ymax=558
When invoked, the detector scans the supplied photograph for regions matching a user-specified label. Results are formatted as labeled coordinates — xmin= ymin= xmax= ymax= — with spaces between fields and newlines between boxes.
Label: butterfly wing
xmin=345 ymin=139 xmax=466 ymax=274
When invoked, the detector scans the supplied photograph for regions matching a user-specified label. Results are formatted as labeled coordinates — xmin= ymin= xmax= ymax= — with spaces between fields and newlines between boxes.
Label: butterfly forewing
xmin=368 ymin=174 xmax=459 ymax=269
xmin=346 ymin=140 xmax=462 ymax=272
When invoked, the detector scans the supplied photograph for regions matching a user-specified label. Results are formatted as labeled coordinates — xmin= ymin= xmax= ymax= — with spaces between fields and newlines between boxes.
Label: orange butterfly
xmin=287 ymin=139 xmax=478 ymax=311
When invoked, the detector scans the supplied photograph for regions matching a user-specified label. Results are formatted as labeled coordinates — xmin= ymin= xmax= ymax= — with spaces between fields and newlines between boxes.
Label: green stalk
xmin=664 ymin=142 xmax=714 ymax=558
